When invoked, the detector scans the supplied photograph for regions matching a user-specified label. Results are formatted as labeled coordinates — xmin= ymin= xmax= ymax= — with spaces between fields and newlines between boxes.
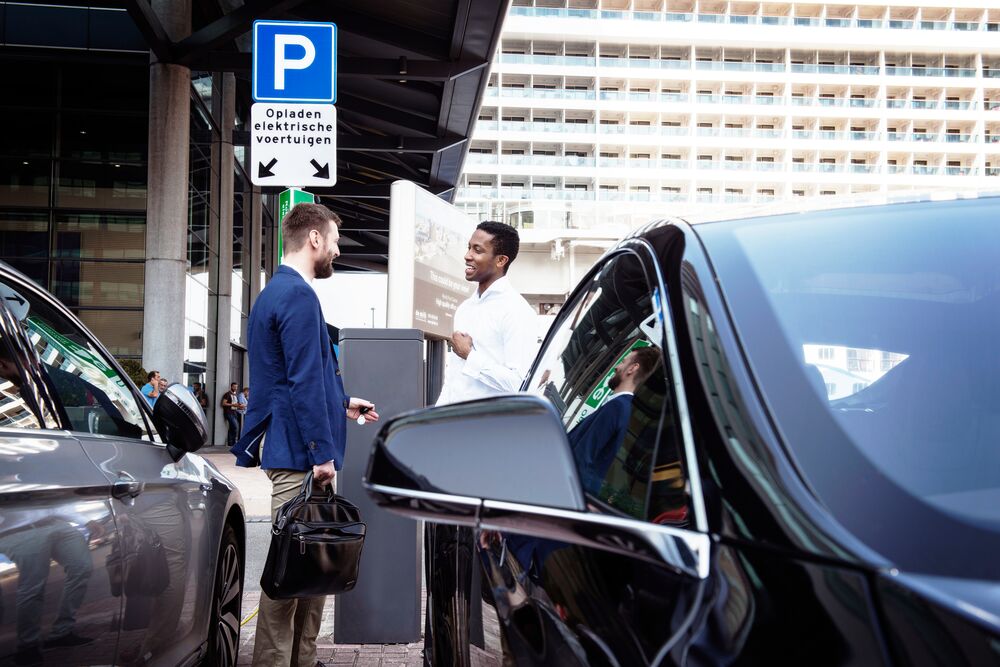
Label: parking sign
xmin=253 ymin=20 xmax=337 ymax=104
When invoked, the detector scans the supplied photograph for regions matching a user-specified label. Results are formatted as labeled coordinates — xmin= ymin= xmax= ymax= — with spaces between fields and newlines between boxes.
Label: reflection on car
xmin=0 ymin=264 xmax=246 ymax=667
xmin=366 ymin=195 xmax=1000 ymax=665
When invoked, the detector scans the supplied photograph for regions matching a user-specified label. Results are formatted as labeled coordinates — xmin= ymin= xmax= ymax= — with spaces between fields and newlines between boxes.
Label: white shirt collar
xmin=476 ymin=275 xmax=512 ymax=300
xmin=612 ymin=391 xmax=634 ymax=398
xmin=285 ymin=262 xmax=313 ymax=284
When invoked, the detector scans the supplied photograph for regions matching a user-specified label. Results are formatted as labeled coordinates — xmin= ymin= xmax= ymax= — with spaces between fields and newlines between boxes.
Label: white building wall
xmin=456 ymin=0 xmax=1000 ymax=308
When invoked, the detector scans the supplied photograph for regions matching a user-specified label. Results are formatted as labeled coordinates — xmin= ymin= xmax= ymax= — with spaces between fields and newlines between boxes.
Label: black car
xmin=365 ymin=196 xmax=1000 ymax=665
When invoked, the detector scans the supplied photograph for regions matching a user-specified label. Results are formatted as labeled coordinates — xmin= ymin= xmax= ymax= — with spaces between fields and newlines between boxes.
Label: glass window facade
xmin=0 ymin=61 xmax=148 ymax=358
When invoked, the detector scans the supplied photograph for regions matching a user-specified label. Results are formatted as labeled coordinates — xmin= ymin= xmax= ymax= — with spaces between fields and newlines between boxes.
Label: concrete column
xmin=213 ymin=73 xmax=237 ymax=447
xmin=246 ymin=187 xmax=263 ymax=392
xmin=142 ymin=0 xmax=191 ymax=385
xmin=249 ymin=188 xmax=263 ymax=301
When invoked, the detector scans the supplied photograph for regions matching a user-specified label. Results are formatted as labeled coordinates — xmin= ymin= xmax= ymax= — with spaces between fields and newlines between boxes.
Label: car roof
xmin=672 ymin=190 xmax=1000 ymax=228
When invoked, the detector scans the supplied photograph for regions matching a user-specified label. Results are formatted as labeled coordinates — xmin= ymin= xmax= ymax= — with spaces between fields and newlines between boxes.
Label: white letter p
xmin=274 ymin=34 xmax=316 ymax=90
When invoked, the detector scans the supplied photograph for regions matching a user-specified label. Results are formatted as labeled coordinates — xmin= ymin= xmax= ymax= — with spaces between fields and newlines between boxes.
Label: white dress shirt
xmin=436 ymin=276 xmax=537 ymax=405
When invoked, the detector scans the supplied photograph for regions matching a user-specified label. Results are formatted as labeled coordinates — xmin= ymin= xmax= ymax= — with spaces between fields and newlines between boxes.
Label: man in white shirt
xmin=428 ymin=221 xmax=536 ymax=665
xmin=436 ymin=220 xmax=536 ymax=406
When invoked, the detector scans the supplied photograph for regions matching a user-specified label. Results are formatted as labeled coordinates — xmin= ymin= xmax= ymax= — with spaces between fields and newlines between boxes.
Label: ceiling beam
xmin=339 ymin=133 xmax=466 ymax=153
xmin=302 ymin=8 xmax=449 ymax=61
xmin=339 ymin=57 xmax=488 ymax=81
xmin=344 ymin=146 xmax=425 ymax=181
xmin=173 ymin=0 xmax=311 ymax=65
xmin=124 ymin=0 xmax=173 ymax=62
xmin=337 ymin=92 xmax=439 ymax=137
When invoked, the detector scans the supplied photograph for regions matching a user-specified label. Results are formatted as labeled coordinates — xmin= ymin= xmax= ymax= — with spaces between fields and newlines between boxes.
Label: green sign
xmin=27 ymin=317 xmax=115 ymax=379
xmin=277 ymin=188 xmax=315 ymax=259
xmin=575 ymin=339 xmax=652 ymax=425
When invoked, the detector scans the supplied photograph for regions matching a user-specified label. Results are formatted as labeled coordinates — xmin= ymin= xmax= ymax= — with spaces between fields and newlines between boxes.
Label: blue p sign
xmin=253 ymin=21 xmax=337 ymax=104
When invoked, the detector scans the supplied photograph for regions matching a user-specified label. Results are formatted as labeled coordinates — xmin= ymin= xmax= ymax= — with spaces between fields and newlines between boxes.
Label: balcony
xmin=498 ymin=52 xmax=994 ymax=79
xmin=490 ymin=87 xmax=597 ymax=101
xmin=886 ymin=66 xmax=977 ymax=77
xmin=507 ymin=6 xmax=1000 ymax=33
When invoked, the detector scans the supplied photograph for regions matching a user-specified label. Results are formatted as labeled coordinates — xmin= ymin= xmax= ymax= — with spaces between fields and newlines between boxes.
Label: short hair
xmin=147 ymin=370 xmax=158 ymax=381
xmin=476 ymin=221 xmax=520 ymax=273
xmin=230 ymin=381 xmax=238 ymax=387
xmin=282 ymin=203 xmax=341 ymax=253
xmin=631 ymin=346 xmax=662 ymax=384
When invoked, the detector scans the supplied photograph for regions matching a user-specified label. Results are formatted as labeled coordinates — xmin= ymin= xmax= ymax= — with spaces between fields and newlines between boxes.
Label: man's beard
xmin=315 ymin=253 xmax=334 ymax=279
xmin=608 ymin=369 xmax=622 ymax=391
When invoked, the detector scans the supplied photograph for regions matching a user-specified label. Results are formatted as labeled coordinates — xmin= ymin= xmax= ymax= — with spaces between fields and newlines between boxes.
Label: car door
xmin=0 ymin=273 xmax=214 ymax=666
xmin=0 ymin=292 xmax=122 ymax=666
xmin=477 ymin=242 xmax=711 ymax=665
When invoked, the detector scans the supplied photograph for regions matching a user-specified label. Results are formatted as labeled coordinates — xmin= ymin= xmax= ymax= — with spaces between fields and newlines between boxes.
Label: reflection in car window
xmin=699 ymin=204 xmax=1000 ymax=533
xmin=0 ymin=331 xmax=42 ymax=429
xmin=0 ymin=280 xmax=149 ymax=440
xmin=526 ymin=252 xmax=690 ymax=524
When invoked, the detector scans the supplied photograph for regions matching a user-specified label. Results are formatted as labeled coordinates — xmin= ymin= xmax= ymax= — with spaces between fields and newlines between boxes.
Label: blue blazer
xmin=231 ymin=265 xmax=350 ymax=470
xmin=568 ymin=394 xmax=633 ymax=496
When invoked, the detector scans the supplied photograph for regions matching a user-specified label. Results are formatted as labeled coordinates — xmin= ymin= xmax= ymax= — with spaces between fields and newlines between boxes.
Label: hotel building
xmin=456 ymin=1 xmax=999 ymax=281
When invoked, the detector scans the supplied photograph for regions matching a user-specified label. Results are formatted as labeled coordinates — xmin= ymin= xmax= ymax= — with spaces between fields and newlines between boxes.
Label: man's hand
xmin=346 ymin=397 xmax=380 ymax=423
xmin=313 ymin=460 xmax=336 ymax=486
xmin=451 ymin=331 xmax=474 ymax=360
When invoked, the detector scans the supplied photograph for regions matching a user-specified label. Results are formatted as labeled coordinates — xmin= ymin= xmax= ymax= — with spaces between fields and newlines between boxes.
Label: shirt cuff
xmin=461 ymin=349 xmax=486 ymax=379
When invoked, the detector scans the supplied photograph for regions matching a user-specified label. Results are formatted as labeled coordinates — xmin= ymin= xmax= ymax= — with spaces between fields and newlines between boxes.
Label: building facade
xmin=0 ymin=5 xmax=282 ymax=442
xmin=456 ymin=0 xmax=1000 ymax=239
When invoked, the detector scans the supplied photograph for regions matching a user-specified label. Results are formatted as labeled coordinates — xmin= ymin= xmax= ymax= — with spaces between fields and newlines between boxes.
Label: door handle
xmin=112 ymin=474 xmax=143 ymax=499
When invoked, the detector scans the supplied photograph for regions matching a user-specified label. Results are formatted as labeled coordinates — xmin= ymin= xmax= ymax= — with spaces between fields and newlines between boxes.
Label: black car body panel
xmin=366 ymin=196 xmax=1000 ymax=665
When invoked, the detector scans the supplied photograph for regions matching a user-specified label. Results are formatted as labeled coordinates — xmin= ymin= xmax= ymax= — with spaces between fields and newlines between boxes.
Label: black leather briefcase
xmin=261 ymin=472 xmax=366 ymax=599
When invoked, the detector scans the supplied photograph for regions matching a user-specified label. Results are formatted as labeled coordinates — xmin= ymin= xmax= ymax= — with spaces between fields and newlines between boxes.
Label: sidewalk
xmin=201 ymin=449 xmax=501 ymax=666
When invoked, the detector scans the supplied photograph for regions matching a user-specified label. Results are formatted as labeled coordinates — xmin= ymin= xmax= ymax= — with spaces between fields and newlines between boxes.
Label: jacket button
xmin=309 ymin=441 xmax=316 ymax=449
xmin=335 ymin=369 xmax=341 ymax=376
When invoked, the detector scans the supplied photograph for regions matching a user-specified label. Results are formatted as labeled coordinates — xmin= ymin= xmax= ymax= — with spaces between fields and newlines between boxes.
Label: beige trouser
xmin=252 ymin=469 xmax=329 ymax=667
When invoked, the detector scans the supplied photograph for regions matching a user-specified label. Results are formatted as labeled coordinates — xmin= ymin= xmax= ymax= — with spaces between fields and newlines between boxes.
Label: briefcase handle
xmin=299 ymin=470 xmax=335 ymax=502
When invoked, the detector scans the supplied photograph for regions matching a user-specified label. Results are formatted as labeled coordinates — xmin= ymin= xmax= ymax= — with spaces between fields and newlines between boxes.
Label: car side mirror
xmin=366 ymin=394 xmax=586 ymax=512
xmin=364 ymin=394 xmax=709 ymax=579
xmin=153 ymin=383 xmax=209 ymax=461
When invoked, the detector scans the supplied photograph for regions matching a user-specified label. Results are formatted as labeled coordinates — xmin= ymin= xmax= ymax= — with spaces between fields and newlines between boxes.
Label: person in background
xmin=192 ymin=381 xmax=209 ymax=412
xmin=221 ymin=382 xmax=241 ymax=447
xmin=157 ymin=376 xmax=168 ymax=397
xmin=236 ymin=386 xmax=249 ymax=432
xmin=140 ymin=370 xmax=160 ymax=409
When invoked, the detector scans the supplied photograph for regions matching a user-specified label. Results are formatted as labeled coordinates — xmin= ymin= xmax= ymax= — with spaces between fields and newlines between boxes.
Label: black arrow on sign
xmin=310 ymin=159 xmax=330 ymax=179
xmin=5 ymin=295 xmax=25 ymax=307
xmin=258 ymin=158 xmax=277 ymax=178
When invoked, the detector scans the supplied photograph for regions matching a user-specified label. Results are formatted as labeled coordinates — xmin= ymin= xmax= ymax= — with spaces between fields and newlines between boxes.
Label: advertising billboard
xmin=387 ymin=180 xmax=475 ymax=339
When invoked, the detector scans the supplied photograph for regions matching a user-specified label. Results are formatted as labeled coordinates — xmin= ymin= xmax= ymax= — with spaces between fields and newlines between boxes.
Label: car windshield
xmin=696 ymin=198 xmax=1000 ymax=576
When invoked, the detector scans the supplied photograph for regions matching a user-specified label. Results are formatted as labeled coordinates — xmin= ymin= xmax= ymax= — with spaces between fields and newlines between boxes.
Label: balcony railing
xmin=475 ymin=121 xmax=999 ymax=146
xmin=508 ymin=6 xmax=1000 ymax=32
xmin=499 ymin=53 xmax=992 ymax=79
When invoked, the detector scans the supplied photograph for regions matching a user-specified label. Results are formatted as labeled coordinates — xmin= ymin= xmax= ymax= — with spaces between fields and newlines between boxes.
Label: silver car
xmin=0 ymin=263 xmax=245 ymax=666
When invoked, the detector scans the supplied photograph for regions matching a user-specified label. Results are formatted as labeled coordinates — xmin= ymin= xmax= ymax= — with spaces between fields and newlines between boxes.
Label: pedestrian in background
xmin=192 ymin=382 xmax=209 ymax=412
xmin=140 ymin=370 xmax=160 ymax=408
xmin=157 ymin=376 xmax=168 ymax=396
xmin=237 ymin=386 xmax=249 ymax=432
xmin=232 ymin=203 xmax=379 ymax=667
xmin=221 ymin=382 xmax=240 ymax=447
xmin=429 ymin=220 xmax=536 ymax=665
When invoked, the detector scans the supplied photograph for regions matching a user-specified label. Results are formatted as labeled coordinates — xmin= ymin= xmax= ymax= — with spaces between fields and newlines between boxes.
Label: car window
xmin=0 ymin=328 xmax=44 ymax=430
xmin=525 ymin=251 xmax=692 ymax=525
xmin=0 ymin=279 xmax=150 ymax=440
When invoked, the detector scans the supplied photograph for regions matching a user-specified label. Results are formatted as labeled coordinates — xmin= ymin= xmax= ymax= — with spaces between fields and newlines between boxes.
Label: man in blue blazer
xmin=568 ymin=345 xmax=660 ymax=496
xmin=232 ymin=202 xmax=378 ymax=667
